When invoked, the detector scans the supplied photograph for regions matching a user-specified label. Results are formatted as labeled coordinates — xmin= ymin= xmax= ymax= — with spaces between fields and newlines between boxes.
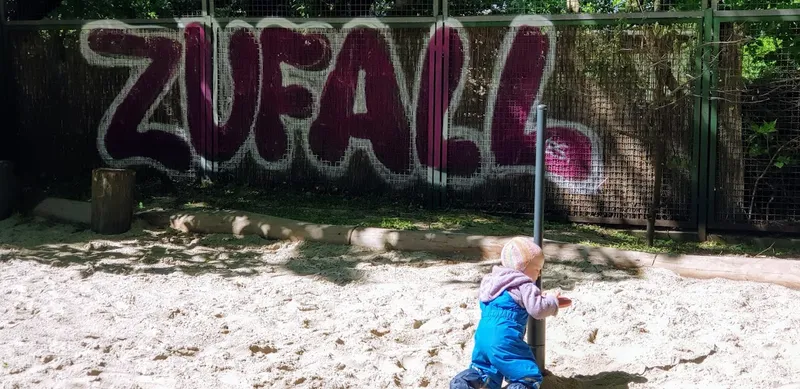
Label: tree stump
xmin=0 ymin=161 xmax=15 ymax=221
xmin=91 ymin=168 xmax=136 ymax=235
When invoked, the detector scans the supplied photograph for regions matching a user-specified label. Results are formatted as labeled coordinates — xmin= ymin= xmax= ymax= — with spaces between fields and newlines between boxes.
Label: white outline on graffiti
xmin=80 ymin=21 xmax=195 ymax=180
xmin=79 ymin=15 xmax=604 ymax=194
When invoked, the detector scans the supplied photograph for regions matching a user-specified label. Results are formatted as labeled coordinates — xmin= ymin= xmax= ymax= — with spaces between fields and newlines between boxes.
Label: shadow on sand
xmin=542 ymin=370 xmax=648 ymax=389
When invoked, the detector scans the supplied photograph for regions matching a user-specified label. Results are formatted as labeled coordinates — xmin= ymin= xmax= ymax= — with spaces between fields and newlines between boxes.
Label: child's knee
xmin=506 ymin=377 xmax=542 ymax=389
xmin=449 ymin=368 xmax=485 ymax=389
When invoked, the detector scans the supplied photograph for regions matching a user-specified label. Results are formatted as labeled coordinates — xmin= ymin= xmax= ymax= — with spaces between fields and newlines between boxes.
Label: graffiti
xmin=80 ymin=15 xmax=603 ymax=194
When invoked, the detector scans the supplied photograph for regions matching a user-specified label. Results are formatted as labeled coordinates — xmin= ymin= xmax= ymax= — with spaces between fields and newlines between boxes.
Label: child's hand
xmin=546 ymin=291 xmax=572 ymax=308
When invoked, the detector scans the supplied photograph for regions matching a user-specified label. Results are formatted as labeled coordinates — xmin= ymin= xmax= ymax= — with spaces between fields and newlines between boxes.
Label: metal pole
xmin=0 ymin=0 xmax=14 ymax=163
xmin=527 ymin=104 xmax=547 ymax=372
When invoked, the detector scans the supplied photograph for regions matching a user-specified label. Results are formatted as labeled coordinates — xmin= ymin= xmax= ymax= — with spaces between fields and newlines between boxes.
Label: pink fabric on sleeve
xmin=508 ymin=283 xmax=559 ymax=320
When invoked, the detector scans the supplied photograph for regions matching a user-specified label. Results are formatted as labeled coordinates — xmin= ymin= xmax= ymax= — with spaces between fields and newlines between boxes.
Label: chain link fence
xmin=713 ymin=20 xmax=800 ymax=230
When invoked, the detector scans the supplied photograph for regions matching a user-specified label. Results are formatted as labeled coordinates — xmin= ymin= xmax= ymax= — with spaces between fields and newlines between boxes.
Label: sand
xmin=0 ymin=216 xmax=799 ymax=388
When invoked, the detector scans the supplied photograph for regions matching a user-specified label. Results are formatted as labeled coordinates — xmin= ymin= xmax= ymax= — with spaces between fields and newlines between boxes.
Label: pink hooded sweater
xmin=478 ymin=266 xmax=560 ymax=320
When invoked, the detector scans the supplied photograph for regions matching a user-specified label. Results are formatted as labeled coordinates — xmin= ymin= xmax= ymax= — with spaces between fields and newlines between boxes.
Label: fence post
xmin=427 ymin=0 xmax=448 ymax=209
xmin=0 ymin=0 xmax=16 ymax=164
xmin=0 ymin=1 xmax=5 ymax=135
xmin=203 ymin=0 xmax=217 ymax=180
xmin=439 ymin=14 xmax=450 ymax=208
xmin=695 ymin=0 xmax=719 ymax=241
xmin=425 ymin=16 xmax=447 ymax=209
xmin=706 ymin=0 xmax=721 ymax=238
xmin=206 ymin=0 xmax=215 ymax=18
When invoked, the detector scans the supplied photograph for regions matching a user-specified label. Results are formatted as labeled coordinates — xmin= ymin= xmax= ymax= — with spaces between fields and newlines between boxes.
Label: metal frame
xmin=426 ymin=17 xmax=444 ymax=208
xmin=205 ymin=0 xmax=218 ymax=180
xmin=690 ymin=18 xmax=704 ymax=234
xmin=3 ymin=17 xmax=210 ymax=30
xmin=3 ymin=5 xmax=796 ymax=25
xmin=696 ymin=6 xmax=714 ymax=240
xmin=211 ymin=16 xmax=438 ymax=26
xmin=0 ymin=0 xmax=18 ymax=163
xmin=454 ymin=11 xmax=703 ymax=26
xmin=716 ymin=8 xmax=800 ymax=20
xmin=3 ymin=16 xmax=438 ymax=30
xmin=439 ymin=15 xmax=450 ymax=207
xmin=0 ymin=0 xmax=7 ymax=155
xmin=706 ymin=12 xmax=721 ymax=238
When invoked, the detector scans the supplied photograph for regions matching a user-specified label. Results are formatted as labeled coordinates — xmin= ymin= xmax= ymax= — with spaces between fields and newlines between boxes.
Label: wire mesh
xmin=446 ymin=23 xmax=699 ymax=222
xmin=212 ymin=0 xmax=435 ymax=17
xmin=446 ymin=0 xmax=701 ymax=17
xmin=10 ymin=14 xmax=800 ymax=231
xmin=210 ymin=24 xmax=430 ymax=200
xmin=7 ymin=28 xmax=194 ymax=192
xmin=717 ymin=0 xmax=799 ymax=11
xmin=6 ymin=22 xmax=432 ymax=200
xmin=714 ymin=21 xmax=800 ymax=228
xmin=3 ymin=0 xmax=204 ymax=21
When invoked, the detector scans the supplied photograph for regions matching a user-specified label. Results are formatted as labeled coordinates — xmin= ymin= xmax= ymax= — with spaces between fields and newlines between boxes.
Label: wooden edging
xmin=29 ymin=198 xmax=800 ymax=290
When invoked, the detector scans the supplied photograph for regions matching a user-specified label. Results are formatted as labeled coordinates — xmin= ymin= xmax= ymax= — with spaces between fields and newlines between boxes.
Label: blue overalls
xmin=450 ymin=291 xmax=543 ymax=389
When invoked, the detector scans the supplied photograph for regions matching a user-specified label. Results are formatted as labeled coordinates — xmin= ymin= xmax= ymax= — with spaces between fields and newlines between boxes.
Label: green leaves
xmin=748 ymin=143 xmax=767 ymax=158
xmin=747 ymin=120 xmax=796 ymax=169
xmin=751 ymin=119 xmax=777 ymax=136
xmin=774 ymin=155 xmax=792 ymax=169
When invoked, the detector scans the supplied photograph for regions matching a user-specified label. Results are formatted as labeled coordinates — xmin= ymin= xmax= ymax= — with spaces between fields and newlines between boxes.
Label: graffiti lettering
xmin=185 ymin=23 xmax=260 ymax=165
xmin=80 ymin=16 xmax=604 ymax=194
xmin=309 ymin=23 xmax=412 ymax=174
xmin=82 ymin=27 xmax=190 ymax=172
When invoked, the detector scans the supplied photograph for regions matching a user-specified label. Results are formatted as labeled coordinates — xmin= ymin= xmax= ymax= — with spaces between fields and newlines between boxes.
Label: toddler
xmin=450 ymin=236 xmax=571 ymax=389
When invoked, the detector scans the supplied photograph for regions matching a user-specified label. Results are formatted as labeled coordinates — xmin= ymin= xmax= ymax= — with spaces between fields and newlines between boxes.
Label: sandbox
xmin=1 ymin=216 xmax=799 ymax=388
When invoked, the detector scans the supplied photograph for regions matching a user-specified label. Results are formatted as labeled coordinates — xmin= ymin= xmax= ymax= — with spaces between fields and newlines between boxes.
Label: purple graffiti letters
xmin=185 ymin=23 xmax=260 ymax=163
xmin=258 ymin=28 xmax=331 ymax=162
xmin=308 ymin=27 xmax=412 ymax=174
xmin=490 ymin=25 xmax=549 ymax=167
xmin=87 ymin=28 xmax=191 ymax=171
xmin=415 ymin=26 xmax=480 ymax=176
xmin=489 ymin=23 xmax=596 ymax=183
xmin=545 ymin=126 xmax=594 ymax=181
xmin=82 ymin=17 xmax=603 ymax=192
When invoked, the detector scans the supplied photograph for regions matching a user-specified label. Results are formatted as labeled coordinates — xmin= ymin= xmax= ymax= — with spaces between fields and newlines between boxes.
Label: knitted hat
xmin=500 ymin=236 xmax=542 ymax=272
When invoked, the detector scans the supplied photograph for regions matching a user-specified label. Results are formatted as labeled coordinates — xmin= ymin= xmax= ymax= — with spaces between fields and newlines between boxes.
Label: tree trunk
xmin=646 ymin=27 xmax=672 ymax=246
xmin=91 ymin=168 xmax=136 ymax=235
xmin=717 ymin=24 xmax=745 ymax=222
xmin=0 ymin=161 xmax=16 ymax=221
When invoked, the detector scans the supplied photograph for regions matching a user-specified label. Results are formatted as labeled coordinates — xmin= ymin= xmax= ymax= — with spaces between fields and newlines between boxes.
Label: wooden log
xmin=33 ymin=198 xmax=91 ymax=225
xmin=91 ymin=168 xmax=135 ymax=235
xmin=0 ymin=161 xmax=15 ymax=221
xmin=135 ymin=208 xmax=800 ymax=289
xmin=652 ymin=254 xmax=800 ymax=290
xmin=348 ymin=227 xmax=514 ymax=259
xmin=139 ymin=210 xmax=661 ymax=263
xmin=137 ymin=210 xmax=353 ymax=245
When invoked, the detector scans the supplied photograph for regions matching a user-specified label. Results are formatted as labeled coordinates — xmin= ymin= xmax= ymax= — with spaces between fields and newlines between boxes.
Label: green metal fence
xmin=1 ymin=0 xmax=800 ymax=236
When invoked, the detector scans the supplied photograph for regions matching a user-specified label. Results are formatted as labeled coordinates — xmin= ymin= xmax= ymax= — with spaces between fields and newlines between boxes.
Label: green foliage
xmin=49 ymin=0 xmax=200 ymax=19
xmin=747 ymin=120 xmax=795 ymax=169
xmin=720 ymin=0 xmax=800 ymax=9
xmin=740 ymin=28 xmax=797 ymax=81
xmin=742 ymin=35 xmax=782 ymax=80
xmin=380 ymin=217 xmax=418 ymax=230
